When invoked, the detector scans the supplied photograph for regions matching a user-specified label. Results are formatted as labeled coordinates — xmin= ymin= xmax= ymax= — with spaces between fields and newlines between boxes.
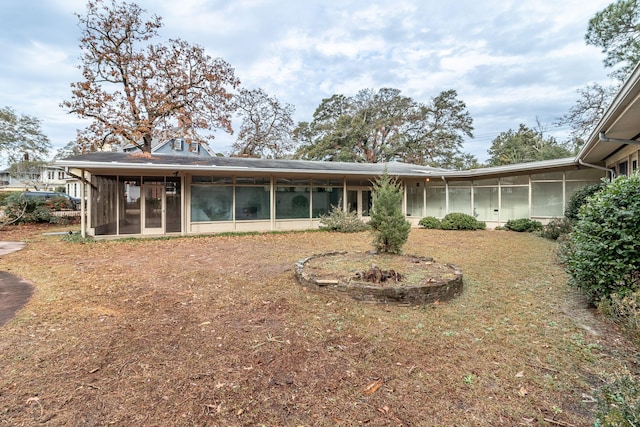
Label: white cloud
xmin=0 ymin=0 xmax=616 ymax=160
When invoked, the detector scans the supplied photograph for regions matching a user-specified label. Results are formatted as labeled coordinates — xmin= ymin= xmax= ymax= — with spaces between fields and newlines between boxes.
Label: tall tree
xmin=0 ymin=106 xmax=51 ymax=164
xmin=294 ymin=88 xmax=474 ymax=167
xmin=62 ymin=0 xmax=239 ymax=153
xmin=230 ymin=88 xmax=295 ymax=158
xmin=487 ymin=124 xmax=572 ymax=166
xmin=586 ymin=0 xmax=640 ymax=80
xmin=557 ymin=1 xmax=640 ymax=150
xmin=54 ymin=140 xmax=83 ymax=160
xmin=400 ymin=89 xmax=475 ymax=168
xmin=556 ymin=82 xmax=618 ymax=150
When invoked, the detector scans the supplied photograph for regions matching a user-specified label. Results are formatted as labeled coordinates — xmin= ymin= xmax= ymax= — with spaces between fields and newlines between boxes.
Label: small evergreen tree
xmin=368 ymin=170 xmax=411 ymax=253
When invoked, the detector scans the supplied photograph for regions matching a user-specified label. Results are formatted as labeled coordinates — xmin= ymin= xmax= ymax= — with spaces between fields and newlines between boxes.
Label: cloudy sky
xmin=0 ymin=0 xmax=615 ymax=162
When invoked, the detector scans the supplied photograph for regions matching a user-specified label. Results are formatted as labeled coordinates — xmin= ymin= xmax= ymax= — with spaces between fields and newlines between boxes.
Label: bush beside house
xmin=504 ymin=218 xmax=543 ymax=232
xmin=319 ymin=204 xmax=369 ymax=233
xmin=562 ymin=174 xmax=640 ymax=304
xmin=440 ymin=213 xmax=486 ymax=230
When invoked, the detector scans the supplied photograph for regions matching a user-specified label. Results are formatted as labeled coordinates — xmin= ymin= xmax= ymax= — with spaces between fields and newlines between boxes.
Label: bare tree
xmin=230 ymin=88 xmax=295 ymax=158
xmin=556 ymin=83 xmax=618 ymax=151
xmin=62 ymin=0 xmax=240 ymax=153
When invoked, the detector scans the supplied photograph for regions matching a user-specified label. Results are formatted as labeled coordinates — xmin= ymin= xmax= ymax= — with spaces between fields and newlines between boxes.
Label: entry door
xmin=346 ymin=189 xmax=372 ymax=217
xmin=142 ymin=184 xmax=164 ymax=234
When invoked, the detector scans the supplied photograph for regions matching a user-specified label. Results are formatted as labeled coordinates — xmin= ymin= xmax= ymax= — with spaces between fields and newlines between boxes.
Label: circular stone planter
xmin=295 ymin=251 xmax=463 ymax=305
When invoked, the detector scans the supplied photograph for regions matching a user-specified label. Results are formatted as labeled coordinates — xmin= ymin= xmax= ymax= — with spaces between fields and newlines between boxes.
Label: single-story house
xmin=56 ymin=64 xmax=640 ymax=239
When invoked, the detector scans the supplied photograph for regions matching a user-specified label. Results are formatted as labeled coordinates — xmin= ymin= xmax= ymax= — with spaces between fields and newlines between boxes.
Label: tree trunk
xmin=142 ymin=134 xmax=153 ymax=153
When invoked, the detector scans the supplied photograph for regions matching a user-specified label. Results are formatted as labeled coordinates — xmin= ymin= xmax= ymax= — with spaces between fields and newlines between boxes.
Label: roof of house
xmin=56 ymin=151 xmax=582 ymax=180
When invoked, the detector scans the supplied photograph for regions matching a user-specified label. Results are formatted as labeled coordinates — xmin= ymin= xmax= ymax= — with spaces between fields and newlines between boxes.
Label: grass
xmin=0 ymin=224 xmax=638 ymax=426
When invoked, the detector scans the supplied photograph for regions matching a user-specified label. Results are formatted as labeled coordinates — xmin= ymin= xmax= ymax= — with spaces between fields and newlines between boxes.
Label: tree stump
xmin=355 ymin=264 xmax=403 ymax=284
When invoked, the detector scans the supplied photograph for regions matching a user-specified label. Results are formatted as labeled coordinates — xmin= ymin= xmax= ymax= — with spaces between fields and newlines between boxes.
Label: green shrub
xmin=565 ymin=182 xmax=605 ymax=221
xmin=504 ymin=218 xmax=543 ymax=232
xmin=440 ymin=213 xmax=486 ymax=230
xmin=418 ymin=216 xmax=441 ymax=229
xmin=562 ymin=175 xmax=640 ymax=304
xmin=368 ymin=170 xmax=411 ymax=254
xmin=594 ymin=374 xmax=640 ymax=427
xmin=541 ymin=217 xmax=573 ymax=240
xmin=319 ymin=204 xmax=369 ymax=233
xmin=0 ymin=191 xmax=19 ymax=206
xmin=2 ymin=193 xmax=60 ymax=224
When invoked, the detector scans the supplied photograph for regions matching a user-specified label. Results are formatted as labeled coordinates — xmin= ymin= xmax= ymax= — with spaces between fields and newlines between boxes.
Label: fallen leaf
xmin=515 ymin=371 xmax=524 ymax=378
xmin=377 ymin=405 xmax=390 ymax=414
xmin=362 ymin=379 xmax=383 ymax=395
xmin=518 ymin=386 xmax=528 ymax=397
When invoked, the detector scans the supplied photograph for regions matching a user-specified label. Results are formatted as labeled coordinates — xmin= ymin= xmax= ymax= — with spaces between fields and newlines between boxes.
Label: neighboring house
xmin=0 ymin=165 xmax=72 ymax=192
xmin=56 ymin=64 xmax=640 ymax=238
xmin=123 ymin=137 xmax=217 ymax=157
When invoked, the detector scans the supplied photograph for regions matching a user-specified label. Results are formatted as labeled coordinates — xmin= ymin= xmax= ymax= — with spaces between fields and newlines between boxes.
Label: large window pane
xmin=276 ymin=187 xmax=309 ymax=219
xmin=449 ymin=186 xmax=472 ymax=215
xmin=362 ymin=190 xmax=372 ymax=216
xmin=191 ymin=186 xmax=232 ymax=221
xmin=406 ymin=185 xmax=424 ymax=217
xmin=426 ymin=187 xmax=446 ymax=218
xmin=236 ymin=186 xmax=270 ymax=220
xmin=501 ymin=186 xmax=529 ymax=220
xmin=473 ymin=187 xmax=498 ymax=221
xmin=311 ymin=187 xmax=342 ymax=218
xmin=531 ymin=182 xmax=563 ymax=217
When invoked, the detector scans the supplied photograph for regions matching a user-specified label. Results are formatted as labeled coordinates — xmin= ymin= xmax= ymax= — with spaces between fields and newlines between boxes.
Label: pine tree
xmin=369 ymin=169 xmax=411 ymax=254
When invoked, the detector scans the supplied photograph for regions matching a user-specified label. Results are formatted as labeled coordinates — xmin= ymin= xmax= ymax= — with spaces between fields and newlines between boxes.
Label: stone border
xmin=295 ymin=252 xmax=463 ymax=305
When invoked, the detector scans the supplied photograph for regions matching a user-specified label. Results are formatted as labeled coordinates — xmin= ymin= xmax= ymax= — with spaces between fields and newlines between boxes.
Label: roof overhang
xmin=578 ymin=63 xmax=640 ymax=164
xmin=56 ymin=153 xmax=582 ymax=181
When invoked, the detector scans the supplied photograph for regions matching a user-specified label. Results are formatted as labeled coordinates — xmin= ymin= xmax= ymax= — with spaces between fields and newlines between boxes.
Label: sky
xmin=0 ymin=0 xmax=616 ymax=163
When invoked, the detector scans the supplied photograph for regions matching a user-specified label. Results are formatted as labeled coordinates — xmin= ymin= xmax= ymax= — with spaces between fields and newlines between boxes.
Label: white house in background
xmin=0 ymin=164 xmax=72 ymax=192
xmin=56 ymin=63 xmax=640 ymax=239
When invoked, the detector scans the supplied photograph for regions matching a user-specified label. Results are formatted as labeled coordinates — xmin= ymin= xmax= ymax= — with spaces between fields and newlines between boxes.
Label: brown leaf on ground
xmin=362 ymin=379 xmax=383 ymax=395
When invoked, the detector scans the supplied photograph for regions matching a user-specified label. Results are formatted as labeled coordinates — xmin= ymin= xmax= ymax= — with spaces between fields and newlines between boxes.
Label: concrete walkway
xmin=0 ymin=241 xmax=26 ymax=256
xmin=0 ymin=241 xmax=33 ymax=327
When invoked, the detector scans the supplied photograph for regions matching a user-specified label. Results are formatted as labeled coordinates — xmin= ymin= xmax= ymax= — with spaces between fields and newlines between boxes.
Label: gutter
xmin=578 ymin=159 xmax=615 ymax=179
xmin=599 ymin=132 xmax=640 ymax=146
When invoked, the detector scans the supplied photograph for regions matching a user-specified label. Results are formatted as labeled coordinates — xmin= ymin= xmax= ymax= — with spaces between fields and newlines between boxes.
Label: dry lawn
xmin=0 ymin=224 xmax=638 ymax=426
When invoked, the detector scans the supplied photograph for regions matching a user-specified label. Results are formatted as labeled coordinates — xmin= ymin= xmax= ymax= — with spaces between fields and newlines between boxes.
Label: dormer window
xmin=189 ymin=141 xmax=199 ymax=153
xmin=171 ymin=138 xmax=184 ymax=151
